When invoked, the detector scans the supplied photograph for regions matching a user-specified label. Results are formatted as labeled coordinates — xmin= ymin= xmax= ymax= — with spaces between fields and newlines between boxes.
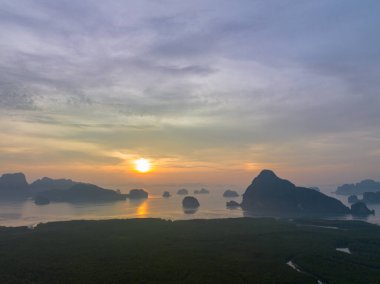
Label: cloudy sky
xmin=0 ymin=0 xmax=379 ymax=190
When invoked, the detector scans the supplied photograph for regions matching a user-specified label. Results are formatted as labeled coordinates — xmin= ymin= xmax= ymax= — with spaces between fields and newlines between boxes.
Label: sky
xmin=0 ymin=0 xmax=379 ymax=191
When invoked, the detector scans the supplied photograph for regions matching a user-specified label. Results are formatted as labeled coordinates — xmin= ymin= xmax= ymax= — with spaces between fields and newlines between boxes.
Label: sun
xmin=134 ymin=158 xmax=151 ymax=173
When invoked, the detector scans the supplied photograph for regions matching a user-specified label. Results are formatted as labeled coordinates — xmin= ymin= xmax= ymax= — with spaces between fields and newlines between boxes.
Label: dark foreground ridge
xmin=241 ymin=170 xmax=351 ymax=216
xmin=0 ymin=218 xmax=379 ymax=283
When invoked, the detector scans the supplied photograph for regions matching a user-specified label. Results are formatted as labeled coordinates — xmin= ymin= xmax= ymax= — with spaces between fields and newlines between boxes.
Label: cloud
xmin=0 ymin=84 xmax=36 ymax=110
xmin=0 ymin=0 xmax=379 ymax=186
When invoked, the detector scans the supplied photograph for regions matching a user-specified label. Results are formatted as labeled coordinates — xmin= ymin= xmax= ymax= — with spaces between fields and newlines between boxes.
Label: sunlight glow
xmin=134 ymin=158 xmax=151 ymax=173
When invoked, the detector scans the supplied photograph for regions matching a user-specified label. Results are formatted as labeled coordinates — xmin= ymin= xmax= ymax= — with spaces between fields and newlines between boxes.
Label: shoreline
xmin=1 ymin=215 xmax=378 ymax=229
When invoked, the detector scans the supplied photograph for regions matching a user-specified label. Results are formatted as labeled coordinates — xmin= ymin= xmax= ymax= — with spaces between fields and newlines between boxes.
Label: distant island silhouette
xmin=182 ymin=196 xmax=200 ymax=209
xmin=348 ymin=191 xmax=380 ymax=205
xmin=0 ymin=170 xmax=376 ymax=216
xmin=0 ymin=172 xmax=127 ymax=203
xmin=30 ymin=177 xmax=77 ymax=193
xmin=336 ymin=179 xmax=380 ymax=195
xmin=182 ymin=196 xmax=200 ymax=214
xmin=177 ymin=188 xmax=189 ymax=195
xmin=128 ymin=189 xmax=148 ymax=199
xmin=226 ymin=200 xmax=240 ymax=208
xmin=350 ymin=202 xmax=375 ymax=216
xmin=35 ymin=183 xmax=127 ymax=203
xmin=223 ymin=189 xmax=239 ymax=197
xmin=162 ymin=191 xmax=171 ymax=198
xmin=194 ymin=188 xmax=209 ymax=194
xmin=240 ymin=170 xmax=372 ymax=216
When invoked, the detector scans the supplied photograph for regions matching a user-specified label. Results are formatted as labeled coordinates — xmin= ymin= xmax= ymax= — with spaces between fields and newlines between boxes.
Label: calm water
xmin=1 ymin=188 xmax=379 ymax=227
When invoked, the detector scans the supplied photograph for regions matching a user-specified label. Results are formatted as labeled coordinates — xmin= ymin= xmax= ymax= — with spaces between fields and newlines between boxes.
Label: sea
xmin=1 ymin=187 xmax=379 ymax=227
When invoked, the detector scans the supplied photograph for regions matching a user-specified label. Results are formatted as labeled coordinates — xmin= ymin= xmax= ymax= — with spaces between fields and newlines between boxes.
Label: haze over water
xmin=1 ymin=186 xmax=379 ymax=227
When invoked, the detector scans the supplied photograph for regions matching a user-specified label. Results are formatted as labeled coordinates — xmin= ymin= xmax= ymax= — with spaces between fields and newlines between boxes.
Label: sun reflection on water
xmin=136 ymin=201 xmax=149 ymax=217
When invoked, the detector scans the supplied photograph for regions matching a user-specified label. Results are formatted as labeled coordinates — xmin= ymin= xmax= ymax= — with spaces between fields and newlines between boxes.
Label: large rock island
xmin=30 ymin=177 xmax=77 ymax=193
xmin=36 ymin=183 xmax=127 ymax=203
xmin=0 ymin=172 xmax=127 ymax=203
xmin=241 ymin=170 xmax=350 ymax=216
xmin=0 ymin=173 xmax=29 ymax=198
